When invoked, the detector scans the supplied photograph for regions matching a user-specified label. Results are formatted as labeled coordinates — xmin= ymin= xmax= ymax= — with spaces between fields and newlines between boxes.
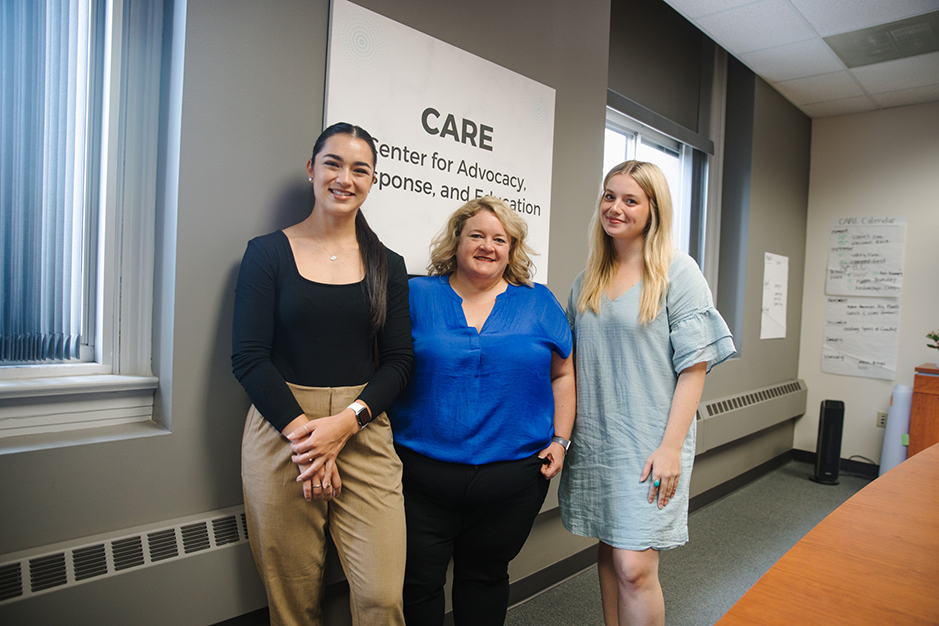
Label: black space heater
xmin=811 ymin=400 xmax=844 ymax=485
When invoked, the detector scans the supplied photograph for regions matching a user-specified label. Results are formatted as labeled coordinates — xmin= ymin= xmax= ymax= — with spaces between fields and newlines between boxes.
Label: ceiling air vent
xmin=825 ymin=10 xmax=939 ymax=68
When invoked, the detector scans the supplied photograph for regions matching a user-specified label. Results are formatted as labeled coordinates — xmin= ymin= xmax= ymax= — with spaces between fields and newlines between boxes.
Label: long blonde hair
xmin=577 ymin=161 xmax=674 ymax=324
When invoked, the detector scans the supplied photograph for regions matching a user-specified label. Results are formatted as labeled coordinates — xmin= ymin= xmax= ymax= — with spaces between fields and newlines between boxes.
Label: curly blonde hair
xmin=427 ymin=196 xmax=536 ymax=286
xmin=578 ymin=161 xmax=674 ymax=324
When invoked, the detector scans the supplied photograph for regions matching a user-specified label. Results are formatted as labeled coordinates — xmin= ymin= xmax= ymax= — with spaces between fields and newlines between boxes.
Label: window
xmin=0 ymin=0 xmax=169 ymax=442
xmin=603 ymin=107 xmax=708 ymax=262
xmin=2 ymin=0 xmax=100 ymax=366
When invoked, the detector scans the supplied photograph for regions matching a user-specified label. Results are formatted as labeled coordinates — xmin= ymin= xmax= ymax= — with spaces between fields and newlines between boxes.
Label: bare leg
xmin=597 ymin=542 xmax=619 ymax=626
xmin=611 ymin=547 xmax=663 ymax=626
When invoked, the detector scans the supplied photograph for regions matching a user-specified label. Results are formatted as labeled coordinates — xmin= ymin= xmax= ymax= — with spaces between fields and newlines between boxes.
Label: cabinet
xmin=908 ymin=363 xmax=939 ymax=457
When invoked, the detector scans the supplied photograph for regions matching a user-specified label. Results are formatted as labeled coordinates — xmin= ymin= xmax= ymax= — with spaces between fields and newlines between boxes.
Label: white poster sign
xmin=325 ymin=0 xmax=556 ymax=279
xmin=760 ymin=252 xmax=788 ymax=339
xmin=826 ymin=216 xmax=905 ymax=296
xmin=821 ymin=296 xmax=900 ymax=380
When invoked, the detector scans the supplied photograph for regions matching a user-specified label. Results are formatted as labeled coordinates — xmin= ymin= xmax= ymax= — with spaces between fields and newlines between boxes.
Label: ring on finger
xmin=307 ymin=453 xmax=313 ymax=463
xmin=312 ymin=484 xmax=322 ymax=488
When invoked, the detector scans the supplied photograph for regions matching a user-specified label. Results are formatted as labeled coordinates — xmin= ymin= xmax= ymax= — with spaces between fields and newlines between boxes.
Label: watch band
xmin=551 ymin=435 xmax=571 ymax=451
xmin=348 ymin=401 xmax=371 ymax=429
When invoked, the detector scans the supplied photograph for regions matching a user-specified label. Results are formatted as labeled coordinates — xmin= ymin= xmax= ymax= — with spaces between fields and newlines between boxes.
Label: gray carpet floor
xmin=504 ymin=460 xmax=872 ymax=626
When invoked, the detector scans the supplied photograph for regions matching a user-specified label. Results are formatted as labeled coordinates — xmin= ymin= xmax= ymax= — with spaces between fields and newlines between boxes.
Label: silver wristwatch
xmin=348 ymin=401 xmax=371 ymax=429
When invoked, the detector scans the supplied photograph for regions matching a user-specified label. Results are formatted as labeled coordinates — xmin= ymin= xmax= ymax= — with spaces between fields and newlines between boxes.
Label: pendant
xmin=329 ymin=255 xmax=338 ymax=261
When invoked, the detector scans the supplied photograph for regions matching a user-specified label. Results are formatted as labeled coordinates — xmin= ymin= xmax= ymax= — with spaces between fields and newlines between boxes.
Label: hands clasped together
xmin=285 ymin=408 xmax=361 ymax=503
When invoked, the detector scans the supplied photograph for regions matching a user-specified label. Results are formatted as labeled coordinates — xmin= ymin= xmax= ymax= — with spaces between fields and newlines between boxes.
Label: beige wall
xmin=796 ymin=101 xmax=939 ymax=461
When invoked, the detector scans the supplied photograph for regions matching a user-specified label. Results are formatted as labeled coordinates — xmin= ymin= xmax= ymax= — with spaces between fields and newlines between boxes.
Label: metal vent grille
xmin=29 ymin=553 xmax=67 ymax=592
xmin=241 ymin=512 xmax=249 ymax=539
xmin=0 ymin=505 xmax=247 ymax=606
xmin=181 ymin=522 xmax=211 ymax=554
xmin=212 ymin=516 xmax=240 ymax=546
xmin=824 ymin=11 xmax=939 ymax=68
xmin=704 ymin=381 xmax=803 ymax=417
xmin=73 ymin=544 xmax=107 ymax=581
xmin=112 ymin=537 xmax=145 ymax=571
xmin=147 ymin=529 xmax=179 ymax=562
xmin=0 ymin=562 xmax=23 ymax=602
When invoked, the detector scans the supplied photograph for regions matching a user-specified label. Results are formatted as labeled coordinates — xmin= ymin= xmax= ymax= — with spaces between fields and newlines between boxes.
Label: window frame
xmin=0 ymin=0 xmax=167 ymax=445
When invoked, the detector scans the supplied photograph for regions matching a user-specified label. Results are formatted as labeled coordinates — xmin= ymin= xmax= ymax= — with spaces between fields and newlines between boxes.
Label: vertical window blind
xmin=1 ymin=0 xmax=91 ymax=362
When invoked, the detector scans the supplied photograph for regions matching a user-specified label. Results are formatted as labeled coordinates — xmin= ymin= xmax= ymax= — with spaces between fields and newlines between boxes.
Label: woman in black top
xmin=232 ymin=122 xmax=413 ymax=626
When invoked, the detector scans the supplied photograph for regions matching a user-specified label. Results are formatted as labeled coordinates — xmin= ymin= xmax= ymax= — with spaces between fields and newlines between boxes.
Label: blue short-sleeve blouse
xmin=389 ymin=276 xmax=572 ymax=465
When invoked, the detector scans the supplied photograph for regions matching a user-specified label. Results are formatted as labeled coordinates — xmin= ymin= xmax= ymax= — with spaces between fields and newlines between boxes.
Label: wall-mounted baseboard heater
xmin=695 ymin=379 xmax=807 ymax=455
xmin=0 ymin=506 xmax=250 ymax=607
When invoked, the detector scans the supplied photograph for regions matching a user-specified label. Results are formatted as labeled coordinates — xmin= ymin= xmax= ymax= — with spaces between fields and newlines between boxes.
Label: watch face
xmin=351 ymin=403 xmax=369 ymax=427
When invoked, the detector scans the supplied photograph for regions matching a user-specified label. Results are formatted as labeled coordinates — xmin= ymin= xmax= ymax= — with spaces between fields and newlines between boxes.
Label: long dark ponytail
xmin=311 ymin=122 xmax=388 ymax=332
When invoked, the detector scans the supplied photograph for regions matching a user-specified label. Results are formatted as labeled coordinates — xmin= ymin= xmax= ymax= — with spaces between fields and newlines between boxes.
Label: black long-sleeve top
xmin=231 ymin=230 xmax=414 ymax=432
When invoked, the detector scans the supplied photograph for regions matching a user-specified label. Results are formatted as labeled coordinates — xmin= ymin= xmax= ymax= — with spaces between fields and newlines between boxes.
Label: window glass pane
xmin=637 ymin=137 xmax=681 ymax=205
xmin=637 ymin=137 xmax=688 ymax=252
xmin=603 ymin=127 xmax=631 ymax=179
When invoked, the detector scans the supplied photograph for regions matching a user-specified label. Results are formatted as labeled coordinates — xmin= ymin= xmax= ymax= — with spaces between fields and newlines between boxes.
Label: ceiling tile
xmin=871 ymin=83 xmax=939 ymax=108
xmin=663 ymin=0 xmax=755 ymax=20
xmin=850 ymin=51 xmax=939 ymax=93
xmin=799 ymin=96 xmax=879 ymax=118
xmin=661 ymin=0 xmax=939 ymax=117
xmin=788 ymin=0 xmax=939 ymax=36
xmin=696 ymin=0 xmax=816 ymax=54
xmin=772 ymin=70 xmax=865 ymax=105
xmin=740 ymin=38 xmax=845 ymax=81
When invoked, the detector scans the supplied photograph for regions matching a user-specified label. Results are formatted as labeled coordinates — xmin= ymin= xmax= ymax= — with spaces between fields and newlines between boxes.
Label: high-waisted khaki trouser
xmin=241 ymin=383 xmax=406 ymax=626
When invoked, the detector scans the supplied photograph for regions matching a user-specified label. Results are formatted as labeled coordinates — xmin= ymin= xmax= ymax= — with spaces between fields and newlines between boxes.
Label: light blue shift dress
xmin=559 ymin=252 xmax=735 ymax=550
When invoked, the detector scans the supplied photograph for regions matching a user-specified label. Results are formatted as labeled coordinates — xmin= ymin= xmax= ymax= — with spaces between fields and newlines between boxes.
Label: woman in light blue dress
xmin=559 ymin=161 xmax=735 ymax=625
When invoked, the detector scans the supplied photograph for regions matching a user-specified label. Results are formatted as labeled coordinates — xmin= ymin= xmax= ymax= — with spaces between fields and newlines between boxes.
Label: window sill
xmin=0 ymin=374 xmax=161 ymax=453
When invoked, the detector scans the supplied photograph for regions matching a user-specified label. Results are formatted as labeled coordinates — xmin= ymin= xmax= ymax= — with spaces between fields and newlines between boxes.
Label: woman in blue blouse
xmin=389 ymin=196 xmax=575 ymax=626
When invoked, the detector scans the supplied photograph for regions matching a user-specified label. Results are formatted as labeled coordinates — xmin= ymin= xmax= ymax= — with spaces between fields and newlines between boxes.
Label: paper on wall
xmin=827 ymin=217 xmax=905 ymax=296
xmin=821 ymin=296 xmax=900 ymax=380
xmin=761 ymin=252 xmax=788 ymax=339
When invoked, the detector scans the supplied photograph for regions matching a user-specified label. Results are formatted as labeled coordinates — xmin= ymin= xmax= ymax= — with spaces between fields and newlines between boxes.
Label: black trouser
xmin=396 ymin=445 xmax=550 ymax=626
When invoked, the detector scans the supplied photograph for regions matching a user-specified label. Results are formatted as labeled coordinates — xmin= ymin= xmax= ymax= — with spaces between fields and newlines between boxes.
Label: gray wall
xmin=608 ymin=0 xmax=707 ymax=134
xmin=693 ymin=77 xmax=811 ymax=493
xmin=0 ymin=0 xmax=814 ymax=623
xmin=705 ymin=77 xmax=811 ymax=399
